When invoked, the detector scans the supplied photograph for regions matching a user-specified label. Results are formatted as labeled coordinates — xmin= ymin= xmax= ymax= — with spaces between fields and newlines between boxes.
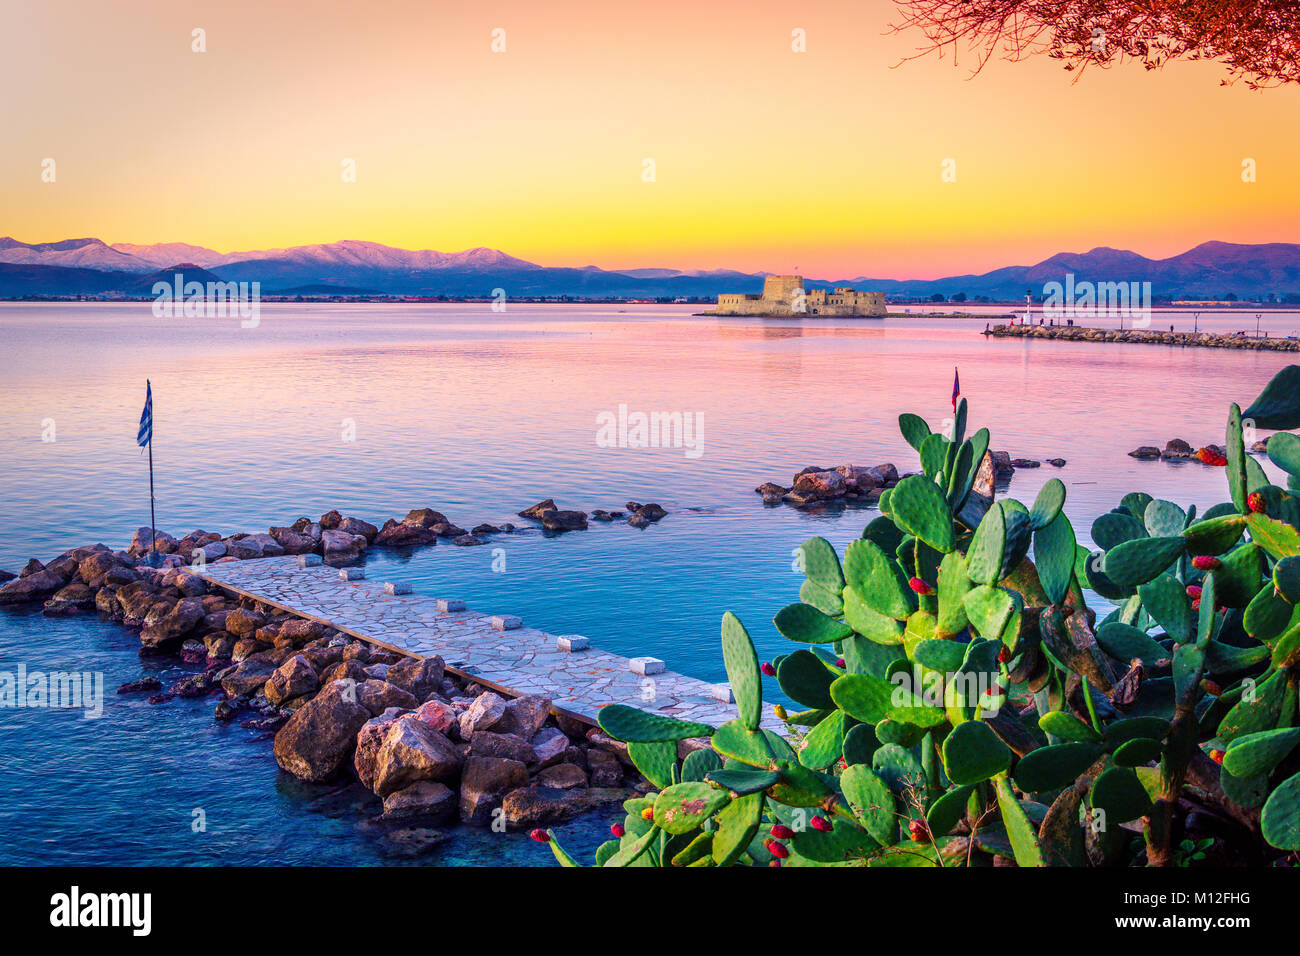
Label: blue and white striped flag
xmin=136 ymin=381 xmax=153 ymax=448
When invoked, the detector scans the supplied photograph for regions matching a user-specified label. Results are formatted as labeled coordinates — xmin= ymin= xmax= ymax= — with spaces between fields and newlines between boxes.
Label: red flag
xmin=952 ymin=367 xmax=960 ymax=410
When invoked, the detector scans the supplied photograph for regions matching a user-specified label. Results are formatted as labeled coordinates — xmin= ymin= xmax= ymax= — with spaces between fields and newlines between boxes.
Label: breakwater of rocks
xmin=756 ymin=452 xmax=1067 ymax=508
xmin=983 ymin=324 xmax=1300 ymax=351
xmin=0 ymin=500 xmax=670 ymax=855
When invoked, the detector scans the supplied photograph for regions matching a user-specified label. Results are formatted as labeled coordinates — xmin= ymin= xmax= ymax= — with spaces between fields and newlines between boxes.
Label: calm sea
xmin=1 ymin=302 xmax=1295 ymax=865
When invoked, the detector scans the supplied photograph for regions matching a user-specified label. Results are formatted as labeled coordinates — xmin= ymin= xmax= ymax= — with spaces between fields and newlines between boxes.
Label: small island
xmin=701 ymin=275 xmax=886 ymax=317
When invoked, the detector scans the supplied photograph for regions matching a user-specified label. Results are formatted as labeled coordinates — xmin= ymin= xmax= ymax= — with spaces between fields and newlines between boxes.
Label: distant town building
xmin=708 ymin=275 xmax=886 ymax=316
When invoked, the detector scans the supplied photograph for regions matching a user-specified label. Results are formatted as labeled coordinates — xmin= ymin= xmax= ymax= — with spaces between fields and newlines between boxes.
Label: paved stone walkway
xmin=196 ymin=556 xmax=783 ymax=732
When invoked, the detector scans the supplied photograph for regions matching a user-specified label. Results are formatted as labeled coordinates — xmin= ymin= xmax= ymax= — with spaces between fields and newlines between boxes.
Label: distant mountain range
xmin=1 ymin=236 xmax=1298 ymax=300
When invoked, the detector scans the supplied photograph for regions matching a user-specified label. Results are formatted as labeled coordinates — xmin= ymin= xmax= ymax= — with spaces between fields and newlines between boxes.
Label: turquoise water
xmin=1 ymin=303 xmax=1294 ymax=865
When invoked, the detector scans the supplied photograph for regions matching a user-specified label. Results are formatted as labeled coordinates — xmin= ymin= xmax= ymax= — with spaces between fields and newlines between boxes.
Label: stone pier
xmin=195 ymin=556 xmax=783 ymax=733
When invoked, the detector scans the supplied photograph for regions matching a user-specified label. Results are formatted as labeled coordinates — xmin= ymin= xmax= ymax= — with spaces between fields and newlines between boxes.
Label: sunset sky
xmin=2 ymin=0 xmax=1298 ymax=278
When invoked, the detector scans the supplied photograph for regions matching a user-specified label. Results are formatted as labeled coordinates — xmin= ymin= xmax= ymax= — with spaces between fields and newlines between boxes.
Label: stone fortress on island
xmin=706 ymin=275 xmax=886 ymax=317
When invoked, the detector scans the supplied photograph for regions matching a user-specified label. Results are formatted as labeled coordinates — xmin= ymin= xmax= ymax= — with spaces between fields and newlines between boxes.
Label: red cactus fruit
xmin=769 ymin=859 xmax=782 ymax=868
xmin=835 ymin=658 xmax=846 ymax=669
xmin=908 ymin=818 xmax=930 ymax=843
xmin=529 ymin=829 xmax=550 ymax=843
xmin=810 ymin=815 xmax=833 ymax=832
xmin=641 ymin=807 xmax=655 ymax=821
xmin=1209 ymin=749 xmax=1225 ymax=765
xmin=760 ymin=661 xmax=776 ymax=676
xmin=1201 ymin=679 xmax=1222 ymax=696
xmin=769 ymin=823 xmax=795 ymax=840
xmin=611 ymin=823 xmax=625 ymax=838
xmin=908 ymin=577 xmax=935 ymax=596
xmin=997 ymin=644 xmax=1011 ymax=663
xmin=1192 ymin=599 xmax=1201 ymax=611
xmin=766 ymin=839 xmax=790 ymax=859
xmin=1186 ymin=584 xmax=1202 ymax=599
xmin=1247 ymin=492 xmax=1267 ymax=514
xmin=1192 ymin=555 xmax=1221 ymax=571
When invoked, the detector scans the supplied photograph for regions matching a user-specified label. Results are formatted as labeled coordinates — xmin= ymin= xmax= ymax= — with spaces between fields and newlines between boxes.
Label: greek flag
xmin=136 ymin=381 xmax=153 ymax=448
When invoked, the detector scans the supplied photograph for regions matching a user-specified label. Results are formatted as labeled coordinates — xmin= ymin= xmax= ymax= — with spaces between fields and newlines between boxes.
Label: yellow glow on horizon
xmin=1 ymin=0 xmax=1296 ymax=278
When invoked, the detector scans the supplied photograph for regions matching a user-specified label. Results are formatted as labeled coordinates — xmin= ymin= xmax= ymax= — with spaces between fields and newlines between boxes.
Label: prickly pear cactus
xmin=545 ymin=371 xmax=1300 ymax=867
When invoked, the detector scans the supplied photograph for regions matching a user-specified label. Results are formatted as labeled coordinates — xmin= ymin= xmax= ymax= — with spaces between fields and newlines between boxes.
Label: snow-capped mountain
xmin=1 ymin=236 xmax=1298 ymax=299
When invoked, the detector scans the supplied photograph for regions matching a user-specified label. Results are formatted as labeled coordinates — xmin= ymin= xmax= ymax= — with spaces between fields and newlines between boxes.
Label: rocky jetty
xmin=0 ymin=503 xmax=667 ymax=856
xmin=985 ymin=324 xmax=1300 ymax=352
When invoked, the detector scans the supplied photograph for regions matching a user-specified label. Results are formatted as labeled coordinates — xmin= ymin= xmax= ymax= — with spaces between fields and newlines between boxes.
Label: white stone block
xmin=557 ymin=635 xmax=589 ymax=652
xmin=707 ymin=682 xmax=734 ymax=703
xmin=383 ymin=581 xmax=411 ymax=595
xmin=629 ymin=656 xmax=665 ymax=676
xmin=437 ymin=598 xmax=466 ymax=612
xmin=297 ymin=554 xmax=322 ymax=567
xmin=491 ymin=614 xmax=522 ymax=631
xmin=339 ymin=568 xmax=365 ymax=581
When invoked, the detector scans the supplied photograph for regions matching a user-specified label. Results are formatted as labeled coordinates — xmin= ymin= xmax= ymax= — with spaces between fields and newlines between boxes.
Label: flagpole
xmin=147 ymin=379 xmax=156 ymax=561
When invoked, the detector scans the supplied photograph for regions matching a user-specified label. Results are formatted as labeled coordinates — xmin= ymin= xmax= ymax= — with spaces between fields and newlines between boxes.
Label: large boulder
xmin=411 ymin=699 xmax=458 ymax=735
xmin=224 ymin=607 xmax=266 ymax=637
xmin=128 ymin=527 xmax=178 ymax=556
xmin=77 ymin=551 xmax=121 ymax=588
xmin=459 ymin=756 xmax=529 ymax=825
xmin=322 ymin=659 xmax=370 ymax=686
xmin=357 ymin=679 xmax=419 ymax=716
xmin=497 ymin=694 xmax=551 ymax=739
xmin=322 ymin=529 xmax=366 ymax=564
xmin=402 ymin=508 xmax=449 ymax=529
xmin=587 ymin=748 xmax=624 ymax=787
xmin=277 ymin=618 xmax=326 ymax=645
xmin=385 ymin=656 xmax=445 ymax=701
xmin=517 ymin=500 xmax=557 ymax=520
xmin=469 ymin=731 xmax=537 ymax=764
xmin=354 ymin=711 xmax=403 ymax=790
xmin=0 ymin=568 xmax=67 ymax=605
xmin=372 ymin=717 xmax=463 ymax=796
xmin=530 ymin=727 xmax=569 ymax=767
xmin=42 ymin=582 xmax=96 ymax=615
xmin=375 ymin=520 xmax=438 ymax=548
xmin=221 ymin=656 xmax=279 ymax=697
xmin=792 ymin=469 xmax=847 ymax=499
xmin=458 ymin=691 xmax=507 ymax=737
xmin=536 ymin=762 xmax=588 ymax=789
xmin=269 ymin=527 xmax=315 ymax=554
xmin=264 ymin=654 xmax=319 ymax=705
xmin=272 ymin=680 xmax=371 ymax=782
xmin=501 ymin=786 xmax=585 ymax=828
xmin=540 ymin=510 xmax=588 ymax=532
xmin=338 ymin=517 xmax=378 ymax=542
xmin=225 ymin=536 xmax=264 ymax=560
xmin=139 ymin=596 xmax=204 ymax=649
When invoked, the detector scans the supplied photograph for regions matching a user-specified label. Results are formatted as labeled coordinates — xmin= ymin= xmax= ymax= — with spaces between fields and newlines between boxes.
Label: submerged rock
xmin=459 ymin=756 xmax=529 ymax=825
xmin=381 ymin=781 xmax=456 ymax=822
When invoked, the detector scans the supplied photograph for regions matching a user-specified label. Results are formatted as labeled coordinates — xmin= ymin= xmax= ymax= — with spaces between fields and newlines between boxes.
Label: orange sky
xmin=2 ymin=0 xmax=1297 ymax=278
